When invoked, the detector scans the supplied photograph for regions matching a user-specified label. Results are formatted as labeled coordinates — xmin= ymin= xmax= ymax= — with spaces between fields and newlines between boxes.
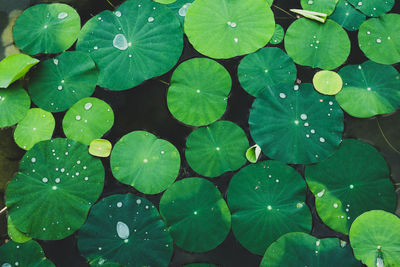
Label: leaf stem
xmin=159 ymin=80 xmax=170 ymax=86
xmin=376 ymin=117 xmax=400 ymax=155
xmin=0 ymin=206 xmax=7 ymax=215
xmin=105 ymin=0 xmax=115 ymax=8
xmin=272 ymin=5 xmax=296 ymax=19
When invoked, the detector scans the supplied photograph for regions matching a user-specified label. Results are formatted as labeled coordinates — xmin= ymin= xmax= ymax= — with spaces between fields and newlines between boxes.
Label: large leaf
xmin=63 ymin=97 xmax=114 ymax=145
xmin=0 ymin=53 xmax=39 ymax=88
xmin=358 ymin=14 xmax=400 ymax=65
xmin=76 ymin=0 xmax=183 ymax=91
xmin=185 ymin=120 xmax=249 ymax=177
xmin=237 ymin=47 xmax=297 ymax=98
xmin=28 ymin=51 xmax=98 ymax=112
xmin=349 ymin=210 xmax=400 ymax=267
xmin=13 ymin=3 xmax=81 ymax=55
xmin=0 ymin=83 xmax=30 ymax=128
xmin=184 ymin=0 xmax=275 ymax=59
xmin=110 ymin=131 xmax=180 ymax=194
xmin=167 ymin=58 xmax=231 ymax=126
xmin=77 ymin=194 xmax=173 ymax=267
xmin=227 ymin=161 xmax=312 ymax=255
xmin=249 ymin=83 xmax=344 ymax=164
xmin=336 ymin=60 xmax=400 ymax=118
xmin=260 ymin=232 xmax=360 ymax=267
xmin=305 ymin=139 xmax=396 ymax=235
xmin=347 ymin=0 xmax=394 ymax=17
xmin=5 ymin=138 xmax=105 ymax=240
xmin=285 ymin=18 xmax=350 ymax=70
xmin=159 ymin=178 xmax=231 ymax=252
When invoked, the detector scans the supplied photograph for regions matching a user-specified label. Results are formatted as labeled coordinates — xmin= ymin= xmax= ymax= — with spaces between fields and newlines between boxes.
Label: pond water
xmin=0 ymin=0 xmax=399 ymax=266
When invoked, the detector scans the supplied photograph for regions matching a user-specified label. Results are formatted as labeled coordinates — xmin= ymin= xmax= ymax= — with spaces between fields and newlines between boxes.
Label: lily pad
xmin=28 ymin=51 xmax=98 ymax=112
xmin=336 ymin=60 xmax=400 ymax=118
xmin=89 ymin=139 xmax=112 ymax=158
xmin=5 ymin=138 xmax=105 ymax=240
xmin=77 ymin=194 xmax=173 ymax=267
xmin=111 ymin=131 xmax=180 ymax=194
xmin=269 ymin=24 xmax=284 ymax=45
xmin=300 ymin=0 xmax=339 ymax=16
xmin=0 ymin=240 xmax=55 ymax=267
xmin=249 ymin=83 xmax=344 ymax=164
xmin=227 ymin=161 xmax=312 ymax=255
xmin=313 ymin=70 xmax=343 ymax=95
xmin=305 ymin=139 xmax=396 ymax=234
xmin=238 ymin=47 xmax=297 ymax=97
xmin=13 ymin=3 xmax=81 ymax=55
xmin=285 ymin=18 xmax=350 ymax=70
xmin=329 ymin=0 xmax=366 ymax=31
xmin=347 ymin=0 xmax=394 ymax=17
xmin=184 ymin=0 xmax=275 ymax=59
xmin=159 ymin=178 xmax=231 ymax=252
xmin=349 ymin=210 xmax=400 ymax=267
xmin=260 ymin=232 xmax=360 ymax=267
xmin=63 ymin=97 xmax=114 ymax=145
xmin=167 ymin=58 xmax=231 ymax=126
xmin=0 ymin=53 xmax=39 ymax=88
xmin=8 ymin=216 xmax=31 ymax=243
xmin=185 ymin=120 xmax=249 ymax=177
xmin=167 ymin=0 xmax=194 ymax=26
xmin=14 ymin=108 xmax=55 ymax=150
xmin=76 ymin=0 xmax=183 ymax=91
xmin=358 ymin=14 xmax=400 ymax=65
xmin=0 ymin=83 xmax=30 ymax=128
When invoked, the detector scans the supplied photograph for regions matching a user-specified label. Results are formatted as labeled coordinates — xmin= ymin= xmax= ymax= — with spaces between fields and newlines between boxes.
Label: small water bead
xmin=317 ymin=189 xmax=325 ymax=197
xmin=52 ymin=186 xmax=57 ymax=190
xmin=178 ymin=3 xmax=191 ymax=17
xmin=143 ymin=158 xmax=148 ymax=163
xmin=358 ymin=1 xmax=362 ymax=6
xmin=306 ymin=134 xmax=310 ymax=138
xmin=329 ymin=101 xmax=333 ymax=105
xmin=300 ymin=114 xmax=307 ymax=120
xmin=319 ymin=137 xmax=325 ymax=143
xmin=136 ymin=199 xmax=142 ymax=205
xmin=294 ymin=120 xmax=299 ymax=125
xmin=84 ymin=102 xmax=93 ymax=110
xmin=115 ymin=11 xmax=122 ymax=17
xmin=196 ymin=89 xmax=201 ymax=93
xmin=84 ymin=177 xmax=89 ymax=181
xmin=61 ymin=168 xmax=65 ymax=173
xmin=296 ymin=203 xmax=304 ymax=208
xmin=304 ymin=122 xmax=309 ymax=127
xmin=367 ymin=31 xmax=371 ymax=35
xmin=376 ymin=39 xmax=382 ymax=43
xmin=161 ymin=151 xmax=165 ymax=155
xmin=42 ymin=177 xmax=48 ymax=183
xmin=293 ymin=85 xmax=299 ymax=91
xmin=145 ymin=205 xmax=149 ymax=209
xmin=316 ymin=240 xmax=320 ymax=246
xmin=148 ymin=17 xmax=155 ymax=23
xmin=117 ymin=202 xmax=123 ymax=208
xmin=116 ymin=221 xmax=130 ymax=239
xmin=193 ymin=211 xmax=198 ymax=215
xmin=308 ymin=0 xmax=313 ymax=4
xmin=350 ymin=184 xmax=354 ymax=189
xmin=216 ymin=147 xmax=220 ymax=151
xmin=279 ymin=93 xmax=286 ymax=99
xmin=234 ymin=38 xmax=239 ymax=43
xmin=55 ymin=178 xmax=61 ymax=183
xmin=53 ymin=59 xmax=59 ymax=65
xmin=31 ymin=157 xmax=36 ymax=163
xmin=333 ymin=203 xmax=338 ymax=208
xmin=113 ymin=34 xmax=128 ymax=51
xmin=310 ymin=129 xmax=316 ymax=134
xmin=58 ymin=12 xmax=68 ymax=19
xmin=94 ymin=46 xmax=98 ymax=50
xmin=44 ymin=25 xmax=48 ymax=29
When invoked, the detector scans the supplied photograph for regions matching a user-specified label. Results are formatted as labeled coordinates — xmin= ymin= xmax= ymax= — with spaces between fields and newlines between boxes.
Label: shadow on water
xmin=0 ymin=0 xmax=399 ymax=266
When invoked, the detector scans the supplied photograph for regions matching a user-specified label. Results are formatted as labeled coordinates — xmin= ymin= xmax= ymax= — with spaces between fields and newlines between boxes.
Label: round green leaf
xmin=313 ymin=70 xmax=343 ymax=95
xmin=227 ymin=161 xmax=312 ymax=255
xmin=5 ymin=138 xmax=105 ymax=240
xmin=238 ymin=47 xmax=297 ymax=97
xmin=111 ymin=131 xmax=180 ymax=194
xmin=167 ymin=0 xmax=194 ymax=26
xmin=0 ymin=240 xmax=54 ymax=267
xmin=28 ymin=51 xmax=98 ymax=112
xmin=0 ymin=83 xmax=30 ymax=128
xmin=336 ymin=60 xmax=400 ymax=118
xmin=14 ymin=108 xmax=55 ymax=150
xmin=358 ymin=14 xmax=400 ymax=65
xmin=8 ymin=216 xmax=32 ymax=243
xmin=329 ymin=0 xmax=366 ymax=31
xmin=89 ymin=139 xmax=112 ymax=158
xmin=185 ymin=120 xmax=249 ymax=177
xmin=167 ymin=58 xmax=231 ymax=126
xmin=159 ymin=178 xmax=231 ymax=252
xmin=249 ymin=83 xmax=344 ymax=164
xmin=76 ymin=0 xmax=183 ymax=91
xmin=305 ymin=139 xmax=396 ymax=235
xmin=347 ymin=0 xmax=394 ymax=17
xmin=13 ymin=3 xmax=81 ymax=55
xmin=301 ymin=0 xmax=339 ymax=16
xmin=349 ymin=210 xmax=400 ymax=267
xmin=78 ymin=194 xmax=173 ymax=267
xmin=269 ymin=24 xmax=284 ymax=45
xmin=0 ymin=53 xmax=39 ymax=88
xmin=63 ymin=97 xmax=114 ymax=145
xmin=184 ymin=0 xmax=275 ymax=59
xmin=260 ymin=232 xmax=360 ymax=267
xmin=285 ymin=18 xmax=350 ymax=70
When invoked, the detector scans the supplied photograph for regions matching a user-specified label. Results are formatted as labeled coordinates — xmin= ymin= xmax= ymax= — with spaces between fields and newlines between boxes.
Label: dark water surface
xmin=0 ymin=0 xmax=400 ymax=266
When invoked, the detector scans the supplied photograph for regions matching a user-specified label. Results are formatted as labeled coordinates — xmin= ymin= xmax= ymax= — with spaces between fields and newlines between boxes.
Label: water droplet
xmin=333 ymin=203 xmax=338 ymax=208
xmin=308 ymin=0 xmax=313 ymax=4
xmin=350 ymin=184 xmax=354 ymax=189
xmin=376 ymin=38 xmax=382 ymax=43
xmin=279 ymin=93 xmax=286 ymax=99
xmin=58 ymin=12 xmax=68 ymax=19
xmin=42 ymin=177 xmax=48 ymax=183
xmin=178 ymin=3 xmax=191 ymax=16
xmin=84 ymin=102 xmax=93 ymax=110
xmin=148 ymin=17 xmax=155 ymax=23
xmin=194 ymin=211 xmax=198 ymax=215
xmin=52 ymin=186 xmax=57 ymax=190
xmin=76 ymin=115 xmax=81 ymax=121
xmin=55 ymin=178 xmax=61 ymax=183
xmin=267 ymin=205 xmax=272 ymax=210
xmin=116 ymin=221 xmax=130 ymax=239
xmin=136 ymin=199 xmax=141 ymax=205
xmin=216 ymin=147 xmax=220 ymax=151
xmin=293 ymin=85 xmax=299 ymax=90
xmin=61 ymin=168 xmax=65 ymax=173
xmin=297 ymin=203 xmax=304 ymax=208
xmin=84 ymin=177 xmax=89 ymax=181
xmin=143 ymin=158 xmax=148 ymax=163
xmin=234 ymin=38 xmax=239 ymax=43
xmin=310 ymin=129 xmax=316 ymax=134
xmin=31 ymin=157 xmax=36 ymax=163
xmin=319 ymin=137 xmax=325 ymax=143
xmin=304 ymin=122 xmax=309 ymax=127
xmin=113 ymin=34 xmax=128 ymax=50
xmin=53 ymin=59 xmax=59 ymax=65
xmin=300 ymin=114 xmax=307 ymax=120
xmin=367 ymin=31 xmax=371 ymax=35
xmin=357 ymin=1 xmax=362 ymax=6
xmin=117 ymin=202 xmax=122 ymax=208
xmin=317 ymin=189 xmax=325 ymax=197
xmin=230 ymin=22 xmax=237 ymax=28
xmin=115 ymin=11 xmax=121 ymax=17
